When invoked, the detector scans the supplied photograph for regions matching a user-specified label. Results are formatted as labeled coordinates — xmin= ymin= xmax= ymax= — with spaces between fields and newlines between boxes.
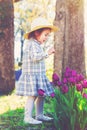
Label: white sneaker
xmin=24 ymin=117 xmax=42 ymax=124
xmin=36 ymin=115 xmax=53 ymax=121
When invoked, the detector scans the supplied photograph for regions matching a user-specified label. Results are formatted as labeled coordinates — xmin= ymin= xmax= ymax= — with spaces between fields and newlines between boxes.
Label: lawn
xmin=0 ymin=93 xmax=56 ymax=130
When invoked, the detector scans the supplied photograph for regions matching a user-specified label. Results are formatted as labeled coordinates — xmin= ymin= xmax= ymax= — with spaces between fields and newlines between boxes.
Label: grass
xmin=0 ymin=94 xmax=26 ymax=130
xmin=0 ymin=94 xmax=56 ymax=130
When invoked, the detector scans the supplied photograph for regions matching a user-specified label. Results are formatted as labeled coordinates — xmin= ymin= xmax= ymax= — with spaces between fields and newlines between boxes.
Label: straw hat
xmin=24 ymin=17 xmax=58 ymax=39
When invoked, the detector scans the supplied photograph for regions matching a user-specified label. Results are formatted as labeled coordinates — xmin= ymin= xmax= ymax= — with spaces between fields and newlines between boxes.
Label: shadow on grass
xmin=0 ymin=108 xmax=56 ymax=130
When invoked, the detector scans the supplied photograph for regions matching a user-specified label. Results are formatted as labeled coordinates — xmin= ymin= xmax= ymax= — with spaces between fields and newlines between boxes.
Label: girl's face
xmin=35 ymin=29 xmax=51 ymax=44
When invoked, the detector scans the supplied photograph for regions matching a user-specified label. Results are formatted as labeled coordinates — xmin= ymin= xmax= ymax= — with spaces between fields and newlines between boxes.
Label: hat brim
xmin=24 ymin=25 xmax=58 ymax=39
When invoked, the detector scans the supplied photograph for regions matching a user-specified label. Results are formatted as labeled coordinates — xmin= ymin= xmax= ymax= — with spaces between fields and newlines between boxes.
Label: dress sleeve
xmin=30 ymin=42 xmax=48 ymax=62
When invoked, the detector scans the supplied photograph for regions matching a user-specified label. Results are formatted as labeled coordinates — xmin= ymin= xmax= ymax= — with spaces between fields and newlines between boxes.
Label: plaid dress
xmin=16 ymin=38 xmax=54 ymax=96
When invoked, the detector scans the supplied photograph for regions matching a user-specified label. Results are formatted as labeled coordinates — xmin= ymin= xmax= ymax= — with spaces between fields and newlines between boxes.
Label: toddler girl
xmin=16 ymin=17 xmax=58 ymax=124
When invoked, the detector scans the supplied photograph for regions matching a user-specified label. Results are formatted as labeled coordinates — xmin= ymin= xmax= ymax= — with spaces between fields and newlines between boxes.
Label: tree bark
xmin=54 ymin=0 xmax=86 ymax=78
xmin=0 ymin=0 xmax=15 ymax=94
xmin=54 ymin=0 xmax=66 ymax=77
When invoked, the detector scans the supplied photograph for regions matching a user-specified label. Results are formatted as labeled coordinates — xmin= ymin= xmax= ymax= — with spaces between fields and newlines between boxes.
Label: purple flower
xmin=82 ymin=80 xmax=87 ymax=88
xmin=64 ymin=67 xmax=72 ymax=78
xmin=50 ymin=92 xmax=55 ymax=98
xmin=38 ymin=89 xmax=45 ymax=96
xmin=57 ymin=81 xmax=62 ymax=87
xmin=61 ymin=84 xmax=69 ymax=94
xmin=83 ymin=93 xmax=87 ymax=99
xmin=76 ymin=74 xmax=84 ymax=83
xmin=71 ymin=70 xmax=77 ymax=77
xmin=62 ymin=78 xmax=68 ymax=84
xmin=76 ymin=84 xmax=83 ymax=92
xmin=68 ymin=77 xmax=76 ymax=85
xmin=78 ymin=74 xmax=84 ymax=81
xmin=52 ymin=73 xmax=59 ymax=81
xmin=65 ymin=67 xmax=72 ymax=73
xmin=64 ymin=72 xmax=70 ymax=78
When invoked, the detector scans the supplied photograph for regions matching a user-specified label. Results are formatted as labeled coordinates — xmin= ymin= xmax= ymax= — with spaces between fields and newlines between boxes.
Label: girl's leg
xmin=24 ymin=96 xmax=36 ymax=118
xmin=35 ymin=96 xmax=44 ymax=117
xmin=24 ymin=96 xmax=42 ymax=124
xmin=35 ymin=97 xmax=53 ymax=121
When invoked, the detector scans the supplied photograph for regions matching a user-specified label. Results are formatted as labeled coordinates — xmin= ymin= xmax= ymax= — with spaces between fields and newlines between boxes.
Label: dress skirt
xmin=16 ymin=72 xmax=54 ymax=97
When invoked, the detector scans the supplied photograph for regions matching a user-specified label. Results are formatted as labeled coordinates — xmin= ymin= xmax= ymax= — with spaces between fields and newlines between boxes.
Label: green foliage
xmin=75 ymin=92 xmax=87 ymax=130
xmin=52 ymin=88 xmax=74 ymax=130
xmin=52 ymin=67 xmax=87 ymax=130
xmin=51 ymin=87 xmax=87 ymax=130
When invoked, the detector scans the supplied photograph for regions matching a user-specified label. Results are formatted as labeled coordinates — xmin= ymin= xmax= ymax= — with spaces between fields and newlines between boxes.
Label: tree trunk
xmin=54 ymin=0 xmax=86 ymax=78
xmin=0 ymin=0 xmax=15 ymax=94
xmin=54 ymin=0 xmax=66 ymax=77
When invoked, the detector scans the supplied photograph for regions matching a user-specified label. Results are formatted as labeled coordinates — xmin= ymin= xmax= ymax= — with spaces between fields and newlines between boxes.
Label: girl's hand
xmin=48 ymin=47 xmax=55 ymax=55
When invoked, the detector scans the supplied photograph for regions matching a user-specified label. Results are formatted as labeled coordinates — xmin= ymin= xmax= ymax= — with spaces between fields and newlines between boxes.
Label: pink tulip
xmin=71 ymin=70 xmax=77 ymax=77
xmin=61 ymin=85 xmax=69 ymax=94
xmin=50 ymin=92 xmax=55 ymax=98
xmin=82 ymin=80 xmax=87 ymax=88
xmin=38 ymin=89 xmax=45 ymax=96
xmin=83 ymin=93 xmax=87 ymax=99
xmin=76 ymin=84 xmax=83 ymax=92
xmin=52 ymin=73 xmax=59 ymax=81
xmin=62 ymin=78 xmax=68 ymax=84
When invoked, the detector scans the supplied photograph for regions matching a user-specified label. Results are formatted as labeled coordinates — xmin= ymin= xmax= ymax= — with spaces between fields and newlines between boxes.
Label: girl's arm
xmin=30 ymin=43 xmax=48 ymax=62
xmin=30 ymin=43 xmax=55 ymax=62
